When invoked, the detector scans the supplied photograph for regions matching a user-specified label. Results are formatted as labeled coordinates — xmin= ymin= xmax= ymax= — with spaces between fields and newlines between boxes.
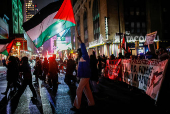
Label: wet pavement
xmin=0 ymin=72 xmax=77 ymax=114
xmin=0 ymin=71 xmax=167 ymax=114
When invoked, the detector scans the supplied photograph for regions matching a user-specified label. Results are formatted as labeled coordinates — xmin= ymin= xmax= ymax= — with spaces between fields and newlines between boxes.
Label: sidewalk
xmin=0 ymin=66 xmax=6 ymax=80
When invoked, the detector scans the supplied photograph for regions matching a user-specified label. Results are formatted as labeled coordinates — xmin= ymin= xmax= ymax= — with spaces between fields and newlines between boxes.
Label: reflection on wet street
xmin=0 ymin=73 xmax=77 ymax=114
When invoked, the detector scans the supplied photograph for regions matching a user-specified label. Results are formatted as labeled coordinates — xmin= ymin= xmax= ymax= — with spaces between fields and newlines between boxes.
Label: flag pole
xmin=75 ymin=25 xmax=79 ymax=37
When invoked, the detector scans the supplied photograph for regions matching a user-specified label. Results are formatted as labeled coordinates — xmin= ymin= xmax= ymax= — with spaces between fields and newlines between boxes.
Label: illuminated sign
xmin=89 ymin=34 xmax=104 ymax=48
xmin=16 ymin=42 xmax=21 ymax=46
xmin=105 ymin=17 xmax=108 ymax=40
xmin=113 ymin=35 xmax=159 ymax=43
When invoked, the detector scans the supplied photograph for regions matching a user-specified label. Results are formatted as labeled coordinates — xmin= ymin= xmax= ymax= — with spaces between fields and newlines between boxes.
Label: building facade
xmin=72 ymin=0 xmax=170 ymax=57
xmin=25 ymin=0 xmax=38 ymax=21
xmin=0 ymin=16 xmax=9 ymax=39
xmin=0 ymin=0 xmax=37 ymax=59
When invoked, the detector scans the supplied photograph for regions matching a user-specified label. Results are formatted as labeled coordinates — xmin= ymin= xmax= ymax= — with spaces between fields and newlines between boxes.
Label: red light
xmin=35 ymin=5 xmax=37 ymax=8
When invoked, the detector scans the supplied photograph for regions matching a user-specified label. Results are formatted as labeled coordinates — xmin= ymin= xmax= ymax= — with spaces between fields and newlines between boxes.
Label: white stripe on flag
xmin=26 ymin=11 xmax=58 ymax=41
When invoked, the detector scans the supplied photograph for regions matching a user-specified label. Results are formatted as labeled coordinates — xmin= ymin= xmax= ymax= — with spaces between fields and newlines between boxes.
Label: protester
xmin=53 ymin=54 xmax=60 ymax=84
xmin=145 ymin=51 xmax=153 ymax=59
xmin=2 ymin=58 xmax=6 ymax=66
xmin=19 ymin=56 xmax=37 ymax=100
xmin=102 ymin=54 xmax=107 ymax=68
xmin=33 ymin=57 xmax=42 ymax=83
xmin=97 ymin=56 xmax=102 ymax=77
xmin=109 ymin=54 xmax=115 ymax=60
xmin=155 ymin=49 xmax=159 ymax=59
xmin=71 ymin=36 xmax=95 ymax=112
xmin=90 ymin=52 xmax=99 ymax=93
xmin=42 ymin=58 xmax=49 ymax=82
xmin=75 ymin=57 xmax=79 ymax=77
xmin=59 ymin=58 xmax=64 ymax=73
xmin=64 ymin=55 xmax=76 ymax=85
xmin=1 ymin=56 xmax=19 ymax=95
xmin=48 ymin=57 xmax=60 ymax=90
xmin=158 ymin=47 xmax=169 ymax=61
xmin=124 ymin=49 xmax=131 ymax=59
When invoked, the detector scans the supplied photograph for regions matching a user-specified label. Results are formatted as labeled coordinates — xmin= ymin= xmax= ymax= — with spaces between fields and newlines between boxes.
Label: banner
xmin=105 ymin=59 xmax=121 ymax=81
xmin=122 ymin=59 xmax=168 ymax=101
xmin=146 ymin=59 xmax=168 ymax=100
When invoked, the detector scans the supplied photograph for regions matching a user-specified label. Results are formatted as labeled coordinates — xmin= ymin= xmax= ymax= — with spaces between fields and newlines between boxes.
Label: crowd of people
xmin=1 ymin=35 xmax=170 ymax=112
xmin=1 ymin=56 xmax=37 ymax=100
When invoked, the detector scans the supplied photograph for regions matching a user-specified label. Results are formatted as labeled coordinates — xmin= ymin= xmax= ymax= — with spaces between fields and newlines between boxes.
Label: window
xmin=136 ymin=8 xmax=140 ymax=15
xmin=124 ymin=0 xmax=146 ymax=35
xmin=93 ymin=0 xmax=100 ymax=40
xmin=130 ymin=7 xmax=134 ymax=15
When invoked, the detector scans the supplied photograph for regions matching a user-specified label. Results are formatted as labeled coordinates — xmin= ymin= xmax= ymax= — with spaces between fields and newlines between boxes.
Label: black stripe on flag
xmin=23 ymin=1 xmax=63 ymax=32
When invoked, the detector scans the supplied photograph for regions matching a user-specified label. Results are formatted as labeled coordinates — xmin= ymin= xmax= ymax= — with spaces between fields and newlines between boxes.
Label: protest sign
xmin=146 ymin=59 xmax=168 ymax=100
xmin=105 ymin=59 xmax=122 ymax=81
xmin=122 ymin=59 xmax=168 ymax=101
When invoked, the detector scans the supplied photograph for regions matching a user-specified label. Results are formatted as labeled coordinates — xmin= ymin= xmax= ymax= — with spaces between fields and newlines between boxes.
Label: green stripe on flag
xmin=33 ymin=20 xmax=76 ymax=48
xmin=1 ymin=50 xmax=8 ymax=56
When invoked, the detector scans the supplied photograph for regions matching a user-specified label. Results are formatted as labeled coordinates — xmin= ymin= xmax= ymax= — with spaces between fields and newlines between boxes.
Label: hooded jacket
xmin=77 ymin=43 xmax=91 ymax=78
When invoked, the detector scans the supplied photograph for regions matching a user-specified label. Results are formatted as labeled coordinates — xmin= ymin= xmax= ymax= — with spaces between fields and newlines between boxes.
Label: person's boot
xmin=1 ymin=91 xmax=7 ymax=95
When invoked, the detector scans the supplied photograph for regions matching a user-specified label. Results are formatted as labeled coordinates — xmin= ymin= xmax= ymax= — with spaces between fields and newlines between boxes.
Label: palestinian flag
xmin=23 ymin=0 xmax=76 ymax=48
xmin=0 ymin=40 xmax=14 ymax=56
xmin=121 ymin=34 xmax=126 ymax=50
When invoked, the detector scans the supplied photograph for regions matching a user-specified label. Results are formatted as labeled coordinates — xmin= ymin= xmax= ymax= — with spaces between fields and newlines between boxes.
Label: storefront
xmin=113 ymin=34 xmax=159 ymax=56
xmin=0 ymin=16 xmax=9 ymax=65
xmin=88 ymin=35 xmax=105 ymax=57
xmin=10 ymin=37 xmax=28 ymax=59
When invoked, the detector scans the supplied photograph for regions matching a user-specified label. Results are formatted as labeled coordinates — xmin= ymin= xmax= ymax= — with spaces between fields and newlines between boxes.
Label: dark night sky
xmin=33 ymin=0 xmax=59 ymax=11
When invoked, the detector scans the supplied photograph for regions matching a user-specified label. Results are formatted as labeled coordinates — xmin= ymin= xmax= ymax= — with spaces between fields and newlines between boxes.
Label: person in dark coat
xmin=18 ymin=56 xmax=37 ymax=99
xmin=48 ymin=57 xmax=60 ymax=90
xmin=109 ymin=54 xmax=115 ymax=60
xmin=2 ymin=58 xmax=6 ymax=66
xmin=97 ymin=56 xmax=102 ymax=76
xmin=158 ymin=47 xmax=169 ymax=61
xmin=124 ymin=50 xmax=131 ymax=59
xmin=65 ymin=55 xmax=76 ymax=85
xmin=1 ymin=56 xmax=19 ymax=95
xmin=33 ymin=57 xmax=42 ymax=83
xmin=42 ymin=58 xmax=49 ymax=82
xmin=59 ymin=58 xmax=64 ymax=73
xmin=102 ymin=54 xmax=107 ymax=68
xmin=90 ymin=52 xmax=99 ymax=93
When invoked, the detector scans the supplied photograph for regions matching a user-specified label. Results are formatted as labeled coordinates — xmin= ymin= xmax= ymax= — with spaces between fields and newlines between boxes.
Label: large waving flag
xmin=0 ymin=39 xmax=14 ymax=56
xmin=23 ymin=0 xmax=76 ymax=48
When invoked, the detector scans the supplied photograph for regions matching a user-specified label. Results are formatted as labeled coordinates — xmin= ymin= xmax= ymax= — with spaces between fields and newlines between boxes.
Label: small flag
xmin=23 ymin=0 xmax=76 ymax=48
xmin=121 ymin=35 xmax=126 ymax=50
xmin=144 ymin=31 xmax=157 ymax=45
xmin=0 ymin=39 xmax=14 ymax=56
xmin=128 ymin=46 xmax=131 ymax=54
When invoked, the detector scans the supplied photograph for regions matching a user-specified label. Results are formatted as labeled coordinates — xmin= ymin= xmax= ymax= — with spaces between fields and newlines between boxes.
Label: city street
xmin=0 ymin=69 xmax=167 ymax=114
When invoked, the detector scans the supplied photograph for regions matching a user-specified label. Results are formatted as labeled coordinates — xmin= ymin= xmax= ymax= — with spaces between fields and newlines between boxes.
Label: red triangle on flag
xmin=53 ymin=0 xmax=76 ymax=24
xmin=128 ymin=46 xmax=131 ymax=54
xmin=6 ymin=39 xmax=14 ymax=53
xmin=121 ymin=36 xmax=125 ymax=49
